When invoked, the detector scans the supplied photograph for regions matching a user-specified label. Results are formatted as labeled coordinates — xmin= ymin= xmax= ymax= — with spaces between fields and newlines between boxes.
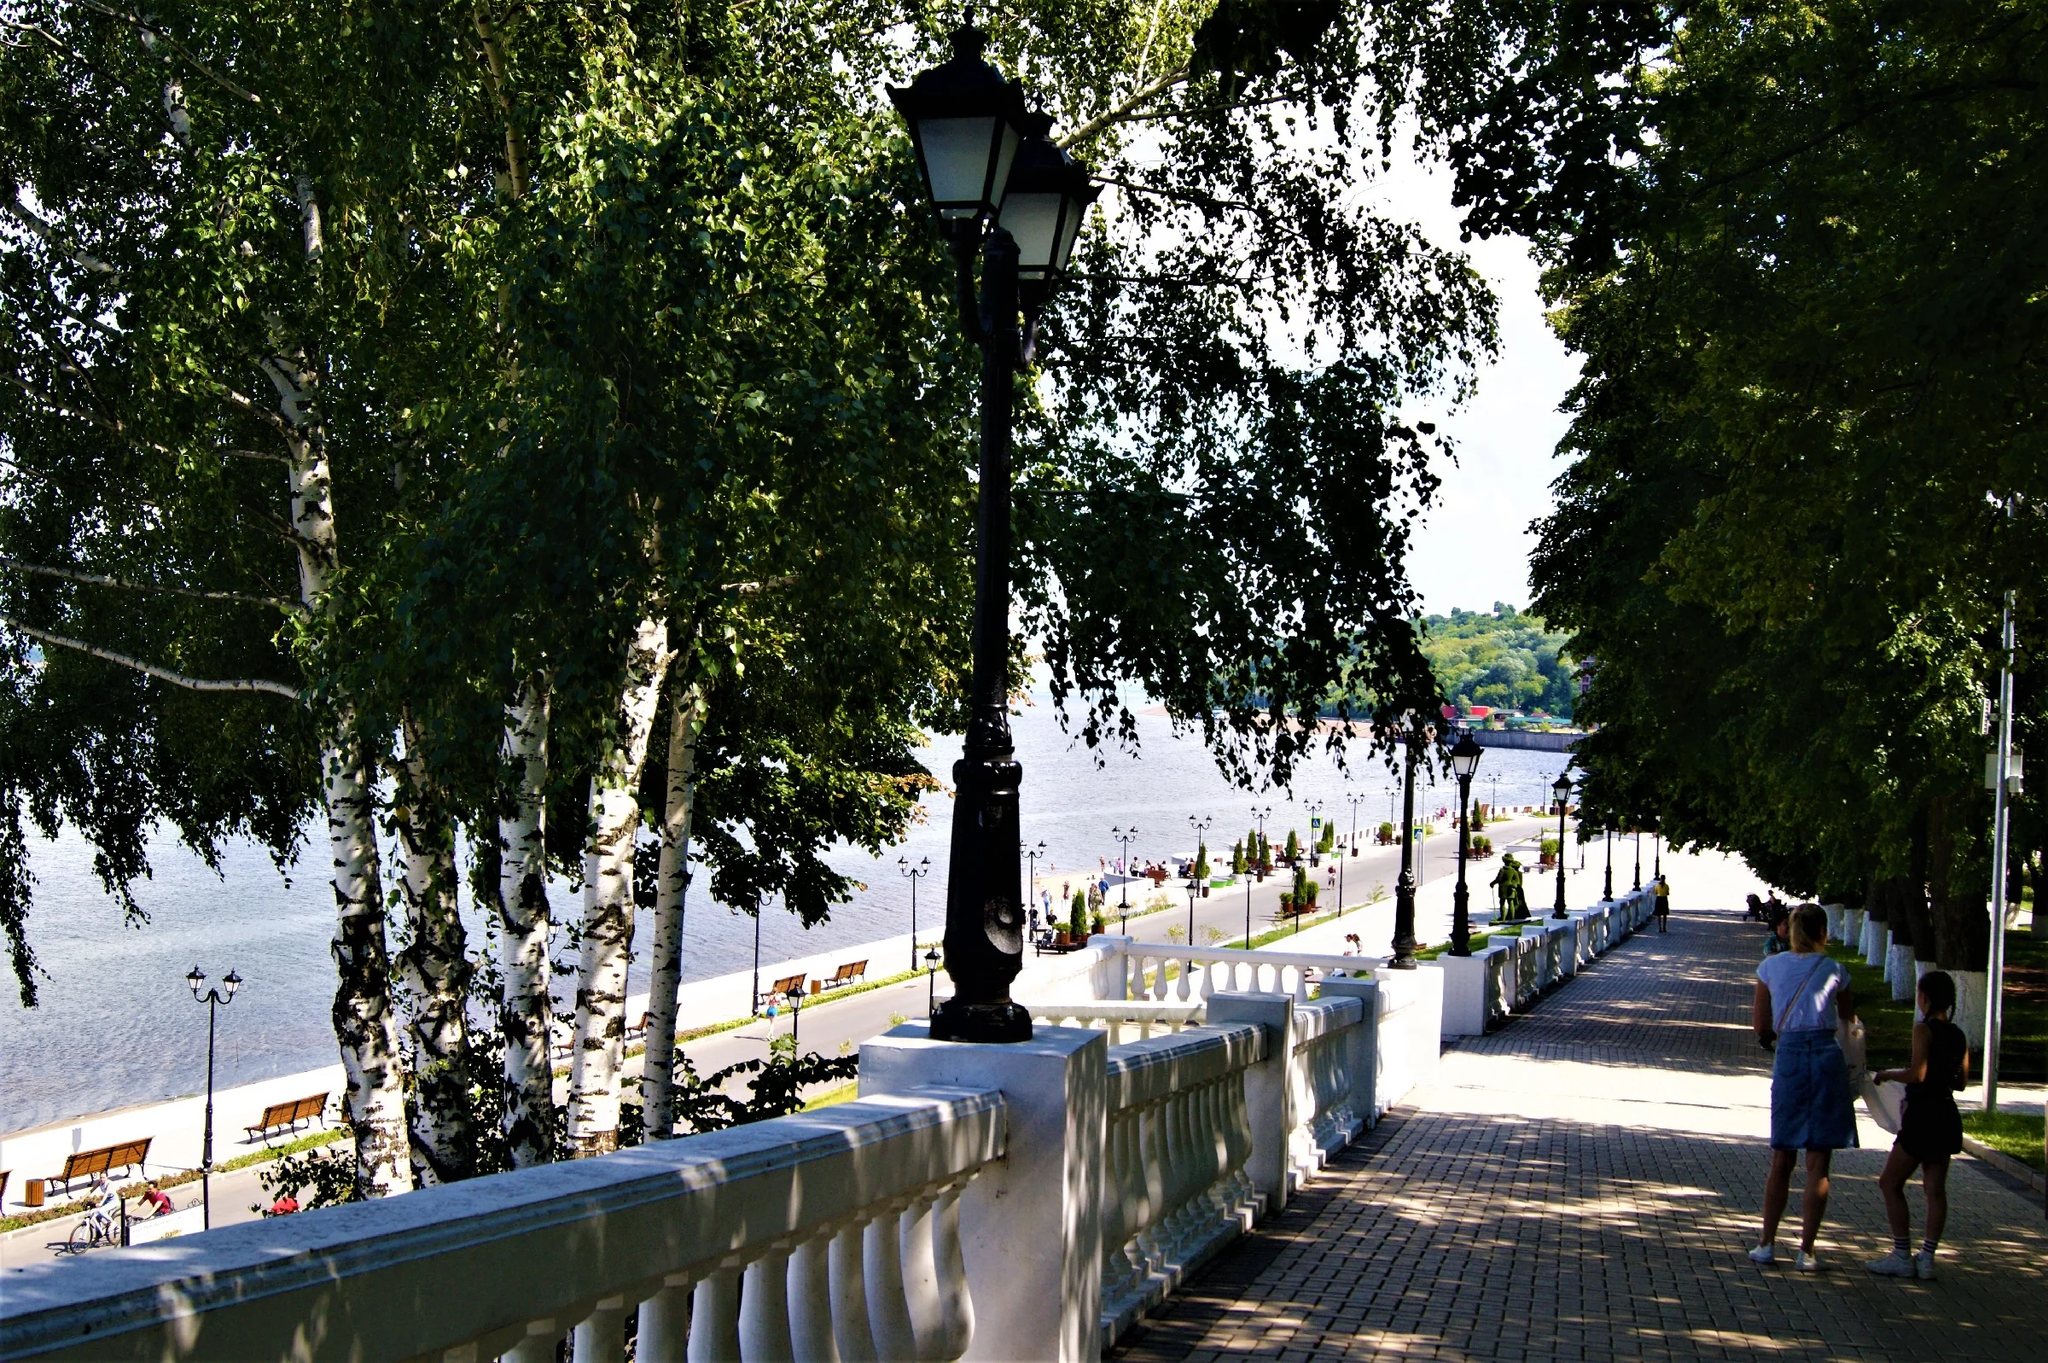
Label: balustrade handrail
xmin=1104 ymin=1021 xmax=1266 ymax=1112
xmin=1290 ymin=995 xmax=1364 ymax=1046
xmin=0 ymin=1087 xmax=1005 ymax=1363
xmin=1109 ymin=940 xmax=1377 ymax=974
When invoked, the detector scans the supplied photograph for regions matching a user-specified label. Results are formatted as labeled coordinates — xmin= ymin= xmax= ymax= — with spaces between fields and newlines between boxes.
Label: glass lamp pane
xmin=917 ymin=116 xmax=999 ymax=216
xmin=1051 ymin=208 xmax=1086 ymax=274
xmin=986 ymin=122 xmax=1022 ymax=216
xmin=999 ymin=191 xmax=1064 ymax=275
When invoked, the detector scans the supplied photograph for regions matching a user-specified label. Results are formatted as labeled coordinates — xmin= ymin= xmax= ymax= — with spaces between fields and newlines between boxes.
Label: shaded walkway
xmin=1112 ymin=863 xmax=2047 ymax=1362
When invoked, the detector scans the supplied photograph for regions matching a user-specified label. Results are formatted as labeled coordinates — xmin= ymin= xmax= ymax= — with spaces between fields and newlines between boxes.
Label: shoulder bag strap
xmin=1775 ymin=955 xmax=1829 ymax=1034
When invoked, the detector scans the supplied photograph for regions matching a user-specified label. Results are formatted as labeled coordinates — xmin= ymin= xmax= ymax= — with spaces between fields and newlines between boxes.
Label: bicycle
xmin=65 ymin=1184 xmax=124 ymax=1254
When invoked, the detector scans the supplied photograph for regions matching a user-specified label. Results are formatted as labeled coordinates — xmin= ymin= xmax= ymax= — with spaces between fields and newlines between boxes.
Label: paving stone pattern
xmin=1112 ymin=887 xmax=2048 ymax=1362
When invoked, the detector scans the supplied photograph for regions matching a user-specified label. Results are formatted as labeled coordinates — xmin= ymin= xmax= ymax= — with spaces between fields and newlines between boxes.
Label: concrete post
xmin=1314 ymin=977 xmax=1380 ymax=1129
xmin=1203 ymin=992 xmax=1294 ymax=1213
xmin=859 ymin=1024 xmax=1107 ymax=1363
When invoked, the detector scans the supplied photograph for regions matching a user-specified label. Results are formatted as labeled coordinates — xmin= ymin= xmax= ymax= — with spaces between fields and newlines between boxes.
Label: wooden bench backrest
xmin=257 ymin=1101 xmax=297 ymax=1128
xmin=847 ymin=960 xmax=867 ymax=976
xmin=60 ymin=1148 xmax=113 ymax=1179
xmin=106 ymin=1138 xmax=150 ymax=1168
xmin=294 ymin=1093 xmax=328 ymax=1122
xmin=770 ymin=973 xmax=805 ymax=995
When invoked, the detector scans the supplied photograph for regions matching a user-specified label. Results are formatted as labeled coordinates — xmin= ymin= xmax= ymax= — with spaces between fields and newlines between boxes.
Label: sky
xmin=1370 ymin=147 xmax=1583 ymax=618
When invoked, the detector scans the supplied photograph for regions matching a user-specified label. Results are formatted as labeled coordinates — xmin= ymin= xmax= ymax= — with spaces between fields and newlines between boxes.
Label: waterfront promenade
xmin=1110 ymin=857 xmax=2047 ymax=1362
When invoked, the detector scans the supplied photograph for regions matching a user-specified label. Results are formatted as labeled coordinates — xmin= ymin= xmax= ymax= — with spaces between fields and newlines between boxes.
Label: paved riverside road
xmin=1110 ymin=849 xmax=2048 ymax=1363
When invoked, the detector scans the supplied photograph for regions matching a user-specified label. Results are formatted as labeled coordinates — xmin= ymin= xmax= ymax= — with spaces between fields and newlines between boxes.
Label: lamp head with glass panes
xmin=998 ymin=132 xmax=1101 ymax=296
xmin=888 ymin=25 xmax=1030 ymax=224
xmin=1450 ymin=728 xmax=1484 ymax=781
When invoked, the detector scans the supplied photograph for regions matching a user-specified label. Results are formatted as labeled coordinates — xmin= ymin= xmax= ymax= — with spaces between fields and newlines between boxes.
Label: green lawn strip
xmin=1960 ymin=1110 xmax=2045 ymax=1172
xmin=0 ymin=1127 xmax=347 ymax=1234
xmin=1413 ymin=927 xmax=1524 ymax=962
xmin=801 ymin=1081 xmax=860 ymax=1112
xmin=1828 ymin=930 xmax=2044 ymax=1084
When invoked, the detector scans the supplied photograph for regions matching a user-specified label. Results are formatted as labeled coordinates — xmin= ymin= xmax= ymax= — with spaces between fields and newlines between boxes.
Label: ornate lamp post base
xmin=930 ymin=999 xmax=1035 ymax=1042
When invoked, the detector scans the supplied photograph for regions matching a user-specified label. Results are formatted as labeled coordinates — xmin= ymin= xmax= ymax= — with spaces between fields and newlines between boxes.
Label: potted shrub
xmin=1279 ymin=890 xmax=1296 ymax=916
xmin=1378 ymin=821 xmax=1395 ymax=845
xmin=1539 ymin=836 xmax=1559 ymax=868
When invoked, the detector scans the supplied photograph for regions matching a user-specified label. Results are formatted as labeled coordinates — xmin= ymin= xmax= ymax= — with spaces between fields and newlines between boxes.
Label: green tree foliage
xmin=1450 ymin=3 xmax=2048 ymax=973
xmin=1419 ymin=605 xmax=1575 ymax=717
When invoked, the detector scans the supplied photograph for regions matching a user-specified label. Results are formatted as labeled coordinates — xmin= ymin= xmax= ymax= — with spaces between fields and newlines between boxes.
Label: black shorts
xmin=1897 ymin=1091 xmax=1962 ymax=1162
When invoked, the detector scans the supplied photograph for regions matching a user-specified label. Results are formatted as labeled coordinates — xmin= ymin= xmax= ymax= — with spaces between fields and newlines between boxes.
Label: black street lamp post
xmin=1251 ymin=805 xmax=1271 ymax=878
xmin=1449 ymin=731 xmax=1483 ymax=955
xmin=1654 ymin=831 xmax=1662 ymax=879
xmin=926 ymin=947 xmax=942 ymax=1014
xmin=893 ymin=25 xmax=1099 ymax=1043
xmin=186 ymin=966 xmax=242 ymax=1230
xmin=1389 ymin=728 xmax=1421 ymax=968
xmin=1551 ymin=773 xmax=1573 ymax=919
xmin=1188 ymin=814 xmax=1213 ymax=895
xmin=1024 ymin=840 xmax=1047 ymax=947
xmin=1604 ymin=828 xmax=1614 ymax=901
xmin=1184 ymin=871 xmax=1203 ymax=947
xmin=899 ymin=856 xmax=932 ymax=973
xmin=784 ymin=982 xmax=805 ymax=1053
xmin=1342 ymin=791 xmax=1367 ymax=916
xmin=1305 ymin=799 xmax=1323 ymax=868
xmin=1111 ymin=825 xmax=1138 ymax=930
xmin=1633 ymin=829 xmax=1643 ymax=892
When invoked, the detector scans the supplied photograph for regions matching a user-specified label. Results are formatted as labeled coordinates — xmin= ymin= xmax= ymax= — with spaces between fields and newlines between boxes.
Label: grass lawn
xmin=1827 ymin=925 xmax=2045 ymax=1084
xmin=1960 ymin=1109 xmax=2046 ymax=1173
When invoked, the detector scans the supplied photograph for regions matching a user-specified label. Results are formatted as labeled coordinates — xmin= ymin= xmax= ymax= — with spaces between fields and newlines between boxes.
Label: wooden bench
xmin=819 ymin=960 xmax=868 ymax=991
xmin=758 ymin=973 xmax=805 ymax=1010
xmin=245 ymin=1093 xmax=328 ymax=1143
xmin=41 ymin=1138 xmax=152 ymax=1198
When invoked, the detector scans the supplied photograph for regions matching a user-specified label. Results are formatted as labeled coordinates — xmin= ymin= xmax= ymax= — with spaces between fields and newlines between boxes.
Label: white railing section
xmin=1289 ymin=996 xmax=1367 ymax=1179
xmin=1116 ymin=944 xmax=1374 ymax=1003
xmin=0 ymin=1088 xmax=1003 ymax=1363
xmin=1098 ymin=1023 xmax=1264 ymax=1337
xmin=1026 ymin=1000 xmax=1206 ymax=1043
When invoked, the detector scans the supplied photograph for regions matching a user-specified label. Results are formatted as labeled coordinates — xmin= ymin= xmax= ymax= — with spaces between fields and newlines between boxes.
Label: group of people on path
xmin=1750 ymin=902 xmax=1967 ymax=1280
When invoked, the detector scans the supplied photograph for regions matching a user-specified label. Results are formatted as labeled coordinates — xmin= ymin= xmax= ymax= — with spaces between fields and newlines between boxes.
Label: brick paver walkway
xmin=1112 ymin=864 xmax=2048 ymax=1362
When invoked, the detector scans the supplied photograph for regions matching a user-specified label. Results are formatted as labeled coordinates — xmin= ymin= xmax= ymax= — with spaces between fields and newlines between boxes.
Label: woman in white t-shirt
xmin=1749 ymin=902 xmax=1858 ymax=1270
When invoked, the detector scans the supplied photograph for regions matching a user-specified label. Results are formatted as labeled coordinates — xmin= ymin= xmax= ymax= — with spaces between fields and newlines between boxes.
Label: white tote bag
xmin=1861 ymin=1075 xmax=1906 ymax=1135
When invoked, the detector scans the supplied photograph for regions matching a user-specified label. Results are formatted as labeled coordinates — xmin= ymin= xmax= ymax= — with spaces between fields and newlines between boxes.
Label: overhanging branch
xmin=0 ymin=614 xmax=301 ymax=698
xmin=0 ymin=556 xmax=302 ymax=613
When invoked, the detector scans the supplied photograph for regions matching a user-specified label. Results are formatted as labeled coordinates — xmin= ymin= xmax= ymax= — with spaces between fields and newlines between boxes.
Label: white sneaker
xmin=1867 ymin=1251 xmax=1915 ymax=1277
xmin=1795 ymin=1249 xmax=1821 ymax=1272
xmin=1914 ymin=1250 xmax=1937 ymax=1280
xmin=1748 ymin=1244 xmax=1777 ymax=1266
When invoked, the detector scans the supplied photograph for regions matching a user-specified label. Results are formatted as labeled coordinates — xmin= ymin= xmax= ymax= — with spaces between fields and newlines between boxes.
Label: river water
xmin=0 ymin=691 xmax=1572 ymax=1131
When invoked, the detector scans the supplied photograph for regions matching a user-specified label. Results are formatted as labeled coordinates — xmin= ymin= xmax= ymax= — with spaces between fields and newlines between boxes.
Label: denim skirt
xmin=1771 ymin=1027 xmax=1858 ymax=1152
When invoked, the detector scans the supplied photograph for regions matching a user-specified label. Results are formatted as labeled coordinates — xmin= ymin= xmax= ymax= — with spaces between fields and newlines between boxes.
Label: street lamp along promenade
xmin=1111 ymin=825 xmax=1138 ymax=930
xmin=899 ymin=855 xmax=931 ymax=974
xmin=1551 ymin=772 xmax=1573 ymax=919
xmin=186 ymin=966 xmax=242 ymax=1230
xmin=1388 ymin=723 xmax=1423 ymax=969
xmin=1448 ymin=730 xmax=1483 ymax=956
xmin=892 ymin=25 xmax=1100 ymax=1043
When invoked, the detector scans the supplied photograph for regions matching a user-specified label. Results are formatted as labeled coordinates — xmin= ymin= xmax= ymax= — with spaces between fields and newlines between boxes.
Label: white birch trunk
xmin=567 ymin=617 xmax=673 ymax=1156
xmin=269 ymin=269 xmax=413 ymax=1197
xmin=393 ymin=721 xmax=475 ymax=1185
xmin=640 ymin=677 xmax=707 ymax=1140
xmin=498 ymin=678 xmax=555 ymax=1169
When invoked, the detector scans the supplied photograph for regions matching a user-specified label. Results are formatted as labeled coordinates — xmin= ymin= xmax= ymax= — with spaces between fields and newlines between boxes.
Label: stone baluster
xmin=930 ymin=1185 xmax=975 ymax=1360
xmin=638 ymin=1275 xmax=694 ymax=1363
xmin=1134 ymin=1098 xmax=1170 ymax=1279
xmin=504 ymin=1320 xmax=566 ymax=1363
xmin=863 ymin=1203 xmax=918 ymax=1361
xmin=573 ymin=1296 xmax=628 ymax=1363
xmin=739 ymin=1248 xmax=795 ymax=1362
xmin=688 ymin=1265 xmax=742 ymax=1363
xmin=900 ymin=1195 xmax=943 ymax=1359
xmin=829 ymin=1220 xmax=879 ymax=1363
xmin=786 ymin=1236 xmax=836 ymax=1363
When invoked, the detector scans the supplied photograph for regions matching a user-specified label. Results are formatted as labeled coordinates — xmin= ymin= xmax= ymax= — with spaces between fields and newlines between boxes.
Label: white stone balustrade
xmin=1095 ymin=1019 xmax=1265 ymax=1341
xmin=1026 ymin=1000 xmax=1207 ymax=1043
xmin=6 ymin=953 xmax=1439 ymax=1362
xmin=1111 ymin=941 xmax=1374 ymax=1004
xmin=1435 ymin=888 xmax=1659 ymax=1037
xmin=0 ymin=1087 xmax=1004 ymax=1362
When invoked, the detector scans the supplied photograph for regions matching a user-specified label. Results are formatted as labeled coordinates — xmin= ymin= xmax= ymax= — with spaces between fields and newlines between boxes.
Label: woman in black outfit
xmin=1867 ymin=970 xmax=1968 ymax=1281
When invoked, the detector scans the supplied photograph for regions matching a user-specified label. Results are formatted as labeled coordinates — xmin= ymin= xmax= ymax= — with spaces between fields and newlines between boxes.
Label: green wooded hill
xmin=1418 ymin=605 xmax=1575 ymax=720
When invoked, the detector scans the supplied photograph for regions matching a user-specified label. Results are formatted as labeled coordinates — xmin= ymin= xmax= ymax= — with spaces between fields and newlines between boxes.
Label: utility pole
xmin=1986 ymin=586 xmax=2017 ymax=1111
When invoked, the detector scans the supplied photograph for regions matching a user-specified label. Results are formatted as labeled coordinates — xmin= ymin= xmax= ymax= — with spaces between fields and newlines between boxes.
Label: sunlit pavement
xmin=1111 ymin=849 xmax=2048 ymax=1362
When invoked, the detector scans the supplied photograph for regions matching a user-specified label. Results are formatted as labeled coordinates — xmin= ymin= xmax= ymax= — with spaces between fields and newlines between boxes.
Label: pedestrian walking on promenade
xmin=1867 ymin=970 xmax=1968 ymax=1280
xmin=1653 ymin=874 xmax=1670 ymax=931
xmin=1751 ymin=902 xmax=1858 ymax=1270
